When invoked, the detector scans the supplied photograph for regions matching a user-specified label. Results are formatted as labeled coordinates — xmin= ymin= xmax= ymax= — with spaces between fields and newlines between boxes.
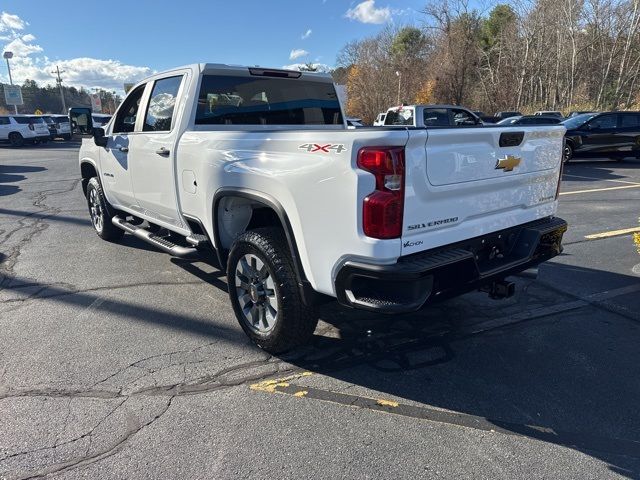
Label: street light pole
xmin=3 ymin=51 xmax=18 ymax=114
xmin=395 ymin=70 xmax=401 ymax=105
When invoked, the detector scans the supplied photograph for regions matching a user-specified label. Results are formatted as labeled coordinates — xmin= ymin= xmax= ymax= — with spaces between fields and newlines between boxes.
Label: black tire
xmin=8 ymin=132 xmax=24 ymax=147
xmin=563 ymin=142 xmax=573 ymax=163
xmin=227 ymin=227 xmax=318 ymax=353
xmin=63 ymin=134 xmax=72 ymax=141
xmin=86 ymin=177 xmax=124 ymax=242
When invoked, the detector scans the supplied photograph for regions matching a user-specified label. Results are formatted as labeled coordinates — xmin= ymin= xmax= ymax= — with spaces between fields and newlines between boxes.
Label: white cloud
xmin=345 ymin=0 xmax=391 ymax=24
xmin=282 ymin=62 xmax=332 ymax=73
xmin=0 ymin=12 xmax=26 ymax=31
xmin=289 ymin=48 xmax=309 ymax=60
xmin=3 ymin=37 xmax=43 ymax=57
xmin=301 ymin=29 xmax=312 ymax=39
xmin=0 ymin=11 xmax=151 ymax=93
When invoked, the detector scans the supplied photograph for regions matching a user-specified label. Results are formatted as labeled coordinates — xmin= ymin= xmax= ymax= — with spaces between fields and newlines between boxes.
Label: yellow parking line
xmin=563 ymin=174 xmax=640 ymax=185
xmin=560 ymin=184 xmax=640 ymax=196
xmin=585 ymin=226 xmax=640 ymax=240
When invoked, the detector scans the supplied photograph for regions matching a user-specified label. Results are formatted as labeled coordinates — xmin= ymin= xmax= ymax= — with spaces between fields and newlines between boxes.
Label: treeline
xmin=335 ymin=0 xmax=640 ymax=124
xmin=0 ymin=80 xmax=119 ymax=114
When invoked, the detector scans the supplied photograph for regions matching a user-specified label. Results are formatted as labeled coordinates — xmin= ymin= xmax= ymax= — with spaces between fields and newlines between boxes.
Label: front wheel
xmin=86 ymin=177 xmax=124 ymax=241
xmin=227 ymin=227 xmax=318 ymax=353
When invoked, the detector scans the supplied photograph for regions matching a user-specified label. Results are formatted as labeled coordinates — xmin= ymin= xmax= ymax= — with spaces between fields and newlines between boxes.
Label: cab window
xmin=587 ymin=114 xmax=617 ymax=130
xmin=423 ymin=108 xmax=449 ymax=126
xmin=144 ymin=76 xmax=183 ymax=132
xmin=451 ymin=108 xmax=478 ymax=126
xmin=113 ymin=84 xmax=146 ymax=134
xmin=0 ymin=117 xmax=9 ymax=125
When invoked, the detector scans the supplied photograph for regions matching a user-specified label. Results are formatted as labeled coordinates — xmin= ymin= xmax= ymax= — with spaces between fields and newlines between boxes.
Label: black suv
xmin=562 ymin=112 xmax=640 ymax=162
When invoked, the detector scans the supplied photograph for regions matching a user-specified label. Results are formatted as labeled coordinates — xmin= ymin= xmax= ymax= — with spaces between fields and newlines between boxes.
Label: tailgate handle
xmin=499 ymin=131 xmax=524 ymax=147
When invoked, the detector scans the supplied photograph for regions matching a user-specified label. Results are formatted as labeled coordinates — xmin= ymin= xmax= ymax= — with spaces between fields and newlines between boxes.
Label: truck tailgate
xmin=401 ymin=126 xmax=565 ymax=256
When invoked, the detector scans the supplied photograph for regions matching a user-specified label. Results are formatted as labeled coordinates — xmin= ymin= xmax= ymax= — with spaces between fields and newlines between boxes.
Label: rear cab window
xmin=195 ymin=74 xmax=343 ymax=126
xmin=384 ymin=108 xmax=414 ymax=126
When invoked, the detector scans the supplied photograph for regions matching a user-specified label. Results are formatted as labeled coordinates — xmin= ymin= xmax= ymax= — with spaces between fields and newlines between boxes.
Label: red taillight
xmin=28 ymin=123 xmax=34 ymax=131
xmin=357 ymin=146 xmax=405 ymax=239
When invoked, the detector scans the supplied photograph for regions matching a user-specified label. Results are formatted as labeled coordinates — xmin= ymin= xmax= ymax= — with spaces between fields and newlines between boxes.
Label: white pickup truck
xmin=79 ymin=63 xmax=567 ymax=353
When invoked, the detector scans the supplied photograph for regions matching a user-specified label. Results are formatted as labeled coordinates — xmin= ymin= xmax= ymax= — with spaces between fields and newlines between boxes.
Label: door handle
xmin=156 ymin=147 xmax=170 ymax=156
xmin=118 ymin=146 xmax=129 ymax=152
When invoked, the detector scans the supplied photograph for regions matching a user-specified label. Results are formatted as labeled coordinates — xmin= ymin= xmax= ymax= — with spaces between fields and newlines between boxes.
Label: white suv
xmin=0 ymin=115 xmax=51 ymax=147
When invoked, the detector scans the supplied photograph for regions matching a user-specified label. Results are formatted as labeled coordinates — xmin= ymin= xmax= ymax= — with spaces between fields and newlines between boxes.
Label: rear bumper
xmin=334 ymin=217 xmax=567 ymax=313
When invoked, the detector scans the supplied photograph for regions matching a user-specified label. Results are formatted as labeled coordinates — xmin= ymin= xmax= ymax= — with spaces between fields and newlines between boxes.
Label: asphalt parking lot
xmin=1 ymin=143 xmax=639 ymax=479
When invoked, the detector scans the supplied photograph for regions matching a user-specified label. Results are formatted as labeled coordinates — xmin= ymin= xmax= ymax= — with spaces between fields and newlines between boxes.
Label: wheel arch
xmin=80 ymin=160 xmax=98 ymax=196
xmin=212 ymin=188 xmax=327 ymax=306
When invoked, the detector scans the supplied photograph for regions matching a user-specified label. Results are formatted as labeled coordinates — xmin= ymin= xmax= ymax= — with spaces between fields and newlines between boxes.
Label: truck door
xmin=98 ymin=84 xmax=146 ymax=209
xmin=128 ymin=74 xmax=187 ymax=230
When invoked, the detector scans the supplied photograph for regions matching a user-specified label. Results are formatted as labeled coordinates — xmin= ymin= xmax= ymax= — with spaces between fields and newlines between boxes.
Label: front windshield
xmin=561 ymin=113 xmax=597 ymax=129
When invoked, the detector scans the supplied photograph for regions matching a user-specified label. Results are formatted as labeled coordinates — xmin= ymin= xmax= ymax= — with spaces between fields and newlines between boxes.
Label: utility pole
xmin=51 ymin=66 xmax=67 ymax=114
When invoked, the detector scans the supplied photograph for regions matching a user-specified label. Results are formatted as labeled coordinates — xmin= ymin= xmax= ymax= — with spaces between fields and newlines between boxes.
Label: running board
xmin=112 ymin=216 xmax=198 ymax=258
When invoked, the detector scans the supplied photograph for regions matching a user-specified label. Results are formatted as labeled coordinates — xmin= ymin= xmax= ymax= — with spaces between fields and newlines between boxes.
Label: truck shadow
xmin=171 ymin=255 xmax=640 ymax=478
xmin=0 ymin=164 xmax=47 ymax=197
xmin=289 ymin=266 xmax=639 ymax=477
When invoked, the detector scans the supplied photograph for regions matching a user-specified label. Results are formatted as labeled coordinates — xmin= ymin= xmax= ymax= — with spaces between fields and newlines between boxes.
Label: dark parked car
xmin=497 ymin=115 xmax=562 ymax=126
xmin=473 ymin=111 xmax=498 ymax=123
xmin=561 ymin=111 xmax=640 ymax=162
xmin=494 ymin=111 xmax=522 ymax=120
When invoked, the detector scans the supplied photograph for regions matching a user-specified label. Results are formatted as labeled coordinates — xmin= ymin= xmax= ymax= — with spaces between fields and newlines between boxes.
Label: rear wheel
xmin=8 ymin=132 xmax=24 ymax=147
xmin=227 ymin=227 xmax=318 ymax=353
xmin=86 ymin=177 xmax=124 ymax=241
xmin=563 ymin=143 xmax=573 ymax=163
xmin=63 ymin=134 xmax=72 ymax=141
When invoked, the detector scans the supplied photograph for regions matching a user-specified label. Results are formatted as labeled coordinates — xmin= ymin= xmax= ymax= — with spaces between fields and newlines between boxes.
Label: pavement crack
xmin=17 ymin=396 xmax=174 ymax=480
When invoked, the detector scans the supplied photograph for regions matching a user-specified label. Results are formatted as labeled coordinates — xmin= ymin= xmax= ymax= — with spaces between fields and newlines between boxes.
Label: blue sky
xmin=0 ymin=0 xmax=424 ymax=92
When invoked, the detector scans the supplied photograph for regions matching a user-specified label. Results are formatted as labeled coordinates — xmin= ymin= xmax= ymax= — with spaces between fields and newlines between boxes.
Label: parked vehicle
xmin=561 ymin=111 xmax=640 ymax=162
xmin=79 ymin=63 xmax=567 ymax=352
xmin=40 ymin=115 xmax=58 ymax=140
xmin=50 ymin=115 xmax=73 ymax=140
xmin=497 ymin=115 xmax=562 ymax=126
xmin=373 ymin=113 xmax=386 ymax=126
xmin=473 ymin=111 xmax=498 ymax=123
xmin=383 ymin=105 xmax=482 ymax=127
xmin=534 ymin=111 xmax=564 ymax=118
xmin=494 ymin=111 xmax=522 ymax=120
xmin=0 ymin=115 xmax=51 ymax=147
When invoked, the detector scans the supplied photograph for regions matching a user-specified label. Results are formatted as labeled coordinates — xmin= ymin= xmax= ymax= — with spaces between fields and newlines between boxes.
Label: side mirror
xmin=93 ymin=127 xmax=108 ymax=147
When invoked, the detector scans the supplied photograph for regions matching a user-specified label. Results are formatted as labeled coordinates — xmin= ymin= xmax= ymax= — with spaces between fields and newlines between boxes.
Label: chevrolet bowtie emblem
xmin=495 ymin=155 xmax=521 ymax=172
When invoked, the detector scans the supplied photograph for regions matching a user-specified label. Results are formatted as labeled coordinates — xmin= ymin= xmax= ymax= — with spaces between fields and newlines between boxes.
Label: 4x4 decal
xmin=299 ymin=143 xmax=347 ymax=154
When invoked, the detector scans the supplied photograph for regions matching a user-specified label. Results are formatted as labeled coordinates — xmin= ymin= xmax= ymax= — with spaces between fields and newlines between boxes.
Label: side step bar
xmin=112 ymin=216 xmax=198 ymax=258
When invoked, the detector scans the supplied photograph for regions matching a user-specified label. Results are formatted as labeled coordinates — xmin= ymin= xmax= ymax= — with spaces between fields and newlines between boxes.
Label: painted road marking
xmin=560 ymin=184 xmax=640 ymax=196
xmin=250 ymin=375 xmax=640 ymax=457
xmin=563 ymin=174 xmax=640 ymax=185
xmin=585 ymin=226 xmax=640 ymax=240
